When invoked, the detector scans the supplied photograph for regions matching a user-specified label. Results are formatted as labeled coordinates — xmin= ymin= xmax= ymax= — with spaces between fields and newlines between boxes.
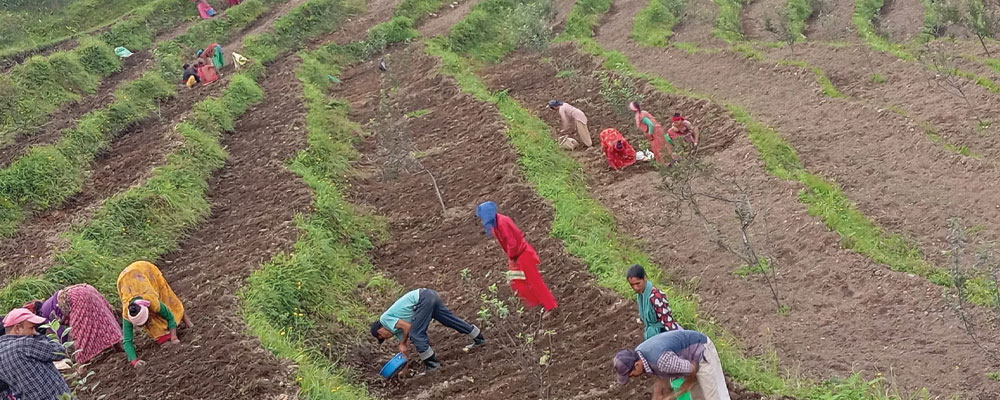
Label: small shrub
xmin=871 ymin=73 xmax=886 ymax=83
xmin=631 ymin=0 xmax=685 ymax=46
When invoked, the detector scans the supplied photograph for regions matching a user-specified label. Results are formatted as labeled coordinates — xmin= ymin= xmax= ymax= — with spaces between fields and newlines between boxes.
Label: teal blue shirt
xmin=380 ymin=289 xmax=421 ymax=341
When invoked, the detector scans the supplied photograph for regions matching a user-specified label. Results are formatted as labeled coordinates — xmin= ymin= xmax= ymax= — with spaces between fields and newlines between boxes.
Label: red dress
xmin=634 ymin=110 xmax=666 ymax=163
xmin=599 ymin=128 xmax=636 ymax=170
xmin=491 ymin=214 xmax=558 ymax=310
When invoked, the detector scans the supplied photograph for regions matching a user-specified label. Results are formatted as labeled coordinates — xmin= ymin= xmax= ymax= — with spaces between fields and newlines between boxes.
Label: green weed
xmin=988 ymin=371 xmax=1000 ymax=382
xmin=671 ymin=42 xmax=702 ymax=53
xmin=733 ymin=258 xmax=773 ymax=278
xmin=713 ymin=0 xmax=745 ymax=42
xmin=784 ymin=0 xmax=812 ymax=42
xmin=405 ymin=109 xmax=432 ymax=118
xmin=871 ymin=73 xmax=886 ymax=83
xmin=631 ymin=0 xmax=685 ymax=47
xmin=561 ymin=0 xmax=613 ymax=39
xmin=555 ymin=69 xmax=575 ymax=78
xmin=777 ymin=60 xmax=845 ymax=98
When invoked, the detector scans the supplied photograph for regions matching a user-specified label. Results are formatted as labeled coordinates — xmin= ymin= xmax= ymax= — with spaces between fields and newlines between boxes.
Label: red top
xmin=492 ymin=214 xmax=530 ymax=260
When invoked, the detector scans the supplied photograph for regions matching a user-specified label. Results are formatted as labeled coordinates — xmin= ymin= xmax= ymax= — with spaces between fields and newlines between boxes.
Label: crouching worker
xmin=613 ymin=330 xmax=730 ymax=400
xmin=371 ymin=288 xmax=485 ymax=372
xmin=117 ymin=261 xmax=194 ymax=368
xmin=181 ymin=63 xmax=201 ymax=87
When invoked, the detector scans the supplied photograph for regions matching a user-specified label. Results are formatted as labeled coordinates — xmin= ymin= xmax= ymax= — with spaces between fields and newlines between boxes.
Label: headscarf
xmin=128 ymin=299 xmax=151 ymax=326
xmin=548 ymin=100 xmax=563 ymax=109
xmin=476 ymin=201 xmax=498 ymax=237
xmin=637 ymin=280 xmax=665 ymax=340
xmin=196 ymin=49 xmax=204 ymax=57
xmin=672 ymin=115 xmax=685 ymax=122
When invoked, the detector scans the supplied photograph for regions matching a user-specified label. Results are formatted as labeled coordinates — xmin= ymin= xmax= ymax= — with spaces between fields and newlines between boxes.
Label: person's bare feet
xmin=182 ymin=314 xmax=195 ymax=329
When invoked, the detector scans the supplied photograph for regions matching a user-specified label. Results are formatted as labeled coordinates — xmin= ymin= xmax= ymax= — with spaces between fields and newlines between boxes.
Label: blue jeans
xmin=410 ymin=289 xmax=480 ymax=361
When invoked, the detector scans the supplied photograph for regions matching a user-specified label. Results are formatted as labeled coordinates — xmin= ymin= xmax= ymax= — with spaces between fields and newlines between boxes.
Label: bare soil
xmin=741 ymin=0 xmax=789 ymax=42
xmin=596 ymin=8 xmax=1000 ymax=283
xmin=876 ymin=0 xmax=926 ymax=43
xmin=800 ymin=0 xmax=854 ymax=41
xmin=476 ymin=43 xmax=1000 ymax=397
xmin=332 ymin=42 xmax=781 ymax=400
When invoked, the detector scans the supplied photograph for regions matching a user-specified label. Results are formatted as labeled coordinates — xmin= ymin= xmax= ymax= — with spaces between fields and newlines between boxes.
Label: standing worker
xmin=548 ymin=100 xmax=592 ymax=148
xmin=117 ymin=261 xmax=194 ymax=368
xmin=0 ymin=308 xmax=71 ymax=400
xmin=476 ymin=201 xmax=558 ymax=311
xmin=370 ymin=288 xmax=485 ymax=372
xmin=667 ymin=113 xmax=699 ymax=148
xmin=627 ymin=265 xmax=681 ymax=339
xmin=613 ymin=330 xmax=731 ymax=400
xmin=630 ymin=101 xmax=678 ymax=165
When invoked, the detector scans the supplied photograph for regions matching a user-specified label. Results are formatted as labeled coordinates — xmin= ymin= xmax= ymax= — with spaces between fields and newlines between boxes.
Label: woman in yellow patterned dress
xmin=116 ymin=261 xmax=194 ymax=368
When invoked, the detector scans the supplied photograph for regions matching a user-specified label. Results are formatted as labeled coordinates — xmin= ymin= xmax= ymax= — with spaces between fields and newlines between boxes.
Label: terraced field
xmin=4 ymin=0 xmax=1000 ymax=397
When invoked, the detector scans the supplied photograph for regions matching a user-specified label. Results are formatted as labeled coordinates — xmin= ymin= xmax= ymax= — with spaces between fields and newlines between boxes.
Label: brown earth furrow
xmin=334 ymin=43 xmax=777 ymax=400
xmin=477 ymin=44 xmax=1000 ymax=397
xmin=741 ymin=0 xmax=789 ymax=42
xmin=596 ymin=13 xmax=1000 ymax=276
xmin=800 ymin=0 xmax=854 ymax=41
xmin=876 ymin=0 xmax=925 ymax=42
xmin=84 ymin=50 xmax=311 ymax=400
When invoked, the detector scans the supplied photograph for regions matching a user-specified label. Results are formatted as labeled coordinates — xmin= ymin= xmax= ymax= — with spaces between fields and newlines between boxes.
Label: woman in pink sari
xmin=630 ymin=101 xmax=677 ymax=165
xmin=33 ymin=284 xmax=123 ymax=365
xmin=194 ymin=0 xmax=217 ymax=19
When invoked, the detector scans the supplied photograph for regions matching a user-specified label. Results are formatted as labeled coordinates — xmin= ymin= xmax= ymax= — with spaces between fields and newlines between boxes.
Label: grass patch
xmin=0 ymin=0 xmax=295 ymax=238
xmin=871 ymin=73 xmax=886 ymax=83
xmin=733 ymin=258 xmax=773 ymax=278
xmin=405 ymin=108 xmax=432 ymax=118
xmin=777 ymin=60 xmax=845 ymax=98
xmin=852 ymin=0 xmax=914 ymax=60
xmin=988 ymin=371 xmax=1000 ymax=382
xmin=784 ymin=0 xmax=812 ymax=42
xmin=631 ymin=0 xmax=685 ymax=47
xmin=986 ymin=58 xmax=1000 ymax=75
xmin=446 ymin=0 xmax=554 ymax=62
xmin=713 ymin=0 xmax=745 ymax=42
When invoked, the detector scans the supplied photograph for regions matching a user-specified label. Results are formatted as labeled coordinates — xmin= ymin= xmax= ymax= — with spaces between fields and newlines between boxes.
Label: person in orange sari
xmin=117 ymin=261 xmax=194 ymax=368
xmin=600 ymin=128 xmax=637 ymax=170
xmin=476 ymin=201 xmax=557 ymax=311
xmin=630 ymin=101 xmax=677 ymax=165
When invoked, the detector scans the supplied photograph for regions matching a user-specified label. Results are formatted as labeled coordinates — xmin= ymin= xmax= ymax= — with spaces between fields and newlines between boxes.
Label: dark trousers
xmin=410 ymin=289 xmax=479 ymax=360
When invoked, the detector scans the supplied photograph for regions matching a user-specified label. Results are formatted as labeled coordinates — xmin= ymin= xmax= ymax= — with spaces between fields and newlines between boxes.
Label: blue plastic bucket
xmin=379 ymin=352 xmax=407 ymax=378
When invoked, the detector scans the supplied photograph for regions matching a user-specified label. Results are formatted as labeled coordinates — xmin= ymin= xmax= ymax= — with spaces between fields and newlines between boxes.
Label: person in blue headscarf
xmin=476 ymin=201 xmax=557 ymax=311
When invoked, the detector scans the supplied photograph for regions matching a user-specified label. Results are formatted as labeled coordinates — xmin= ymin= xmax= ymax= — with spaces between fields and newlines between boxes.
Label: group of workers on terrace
xmin=0 ymin=261 xmax=192 ymax=400
xmin=0 ymin=96 xmax=718 ymax=400
xmin=369 ymin=101 xmax=724 ymax=400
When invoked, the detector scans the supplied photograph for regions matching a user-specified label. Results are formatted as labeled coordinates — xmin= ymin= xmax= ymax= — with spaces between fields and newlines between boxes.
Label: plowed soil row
xmin=0 ymin=0 xmax=295 ymax=166
xmin=0 ymin=0 xmax=314 ymax=286
xmin=80 ymin=0 xmax=408 ymax=396
xmin=596 ymin=2 xmax=1000 ymax=278
xmin=476 ymin=43 xmax=1000 ymax=397
xmin=333 ymin=42 xmax=773 ymax=399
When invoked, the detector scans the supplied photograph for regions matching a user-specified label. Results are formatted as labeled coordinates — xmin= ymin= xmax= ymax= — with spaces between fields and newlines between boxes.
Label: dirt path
xmin=663 ymin=0 xmax=720 ymax=44
xmin=597 ymin=8 xmax=1000 ymax=275
xmin=334 ymin=42 xmax=771 ymax=400
xmin=419 ymin=0 xmax=481 ymax=37
xmin=477 ymin=43 xmax=1000 ymax=397
xmin=741 ymin=0 xmax=788 ymax=42
xmin=876 ymin=0 xmax=925 ymax=42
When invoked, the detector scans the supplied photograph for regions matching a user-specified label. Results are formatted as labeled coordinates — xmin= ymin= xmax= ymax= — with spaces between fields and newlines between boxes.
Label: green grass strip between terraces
xmin=0 ymin=0 xmax=199 ymax=142
xmin=0 ymin=0 xmax=294 ymax=238
xmin=426 ymin=34 xmax=942 ymax=398
xmin=0 ymin=0 xmax=360 ymax=312
xmin=631 ymin=0 xmax=685 ymax=47
xmin=241 ymin=0 xmax=454 ymax=395
xmin=852 ymin=0 xmax=913 ymax=60
xmin=777 ymin=60 xmax=844 ymax=98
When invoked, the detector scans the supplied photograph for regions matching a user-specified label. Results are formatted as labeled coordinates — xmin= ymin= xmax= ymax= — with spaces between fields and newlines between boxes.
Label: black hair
xmin=630 ymin=101 xmax=641 ymax=111
xmin=182 ymin=63 xmax=190 ymax=69
xmin=673 ymin=112 xmax=681 ymax=118
xmin=127 ymin=303 xmax=142 ymax=317
xmin=626 ymin=264 xmax=646 ymax=279
xmin=370 ymin=320 xmax=385 ymax=343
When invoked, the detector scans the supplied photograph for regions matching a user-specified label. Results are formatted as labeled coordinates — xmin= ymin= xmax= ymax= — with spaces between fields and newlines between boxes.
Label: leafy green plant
xmin=596 ymin=70 xmax=643 ymax=115
xmin=447 ymin=0 xmax=554 ymax=61
xmin=555 ymin=69 xmax=575 ymax=78
xmin=713 ymin=0 xmax=746 ymax=42
xmin=967 ymin=0 xmax=999 ymax=58
xmin=631 ymin=0 xmax=685 ymax=47
xmin=871 ymin=73 xmax=886 ymax=83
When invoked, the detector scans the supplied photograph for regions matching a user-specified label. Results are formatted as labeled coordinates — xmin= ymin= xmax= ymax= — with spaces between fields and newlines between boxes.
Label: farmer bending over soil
xmin=476 ymin=201 xmax=558 ymax=311
xmin=630 ymin=101 xmax=678 ymax=165
xmin=117 ymin=261 xmax=194 ymax=369
xmin=599 ymin=128 xmax=637 ymax=170
xmin=0 ymin=308 xmax=71 ymax=400
xmin=371 ymin=289 xmax=486 ymax=372
xmin=548 ymin=100 xmax=592 ymax=148
xmin=25 ymin=284 xmax=123 ymax=369
xmin=181 ymin=63 xmax=201 ymax=87
xmin=667 ymin=113 xmax=699 ymax=148
xmin=614 ymin=330 xmax=731 ymax=400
